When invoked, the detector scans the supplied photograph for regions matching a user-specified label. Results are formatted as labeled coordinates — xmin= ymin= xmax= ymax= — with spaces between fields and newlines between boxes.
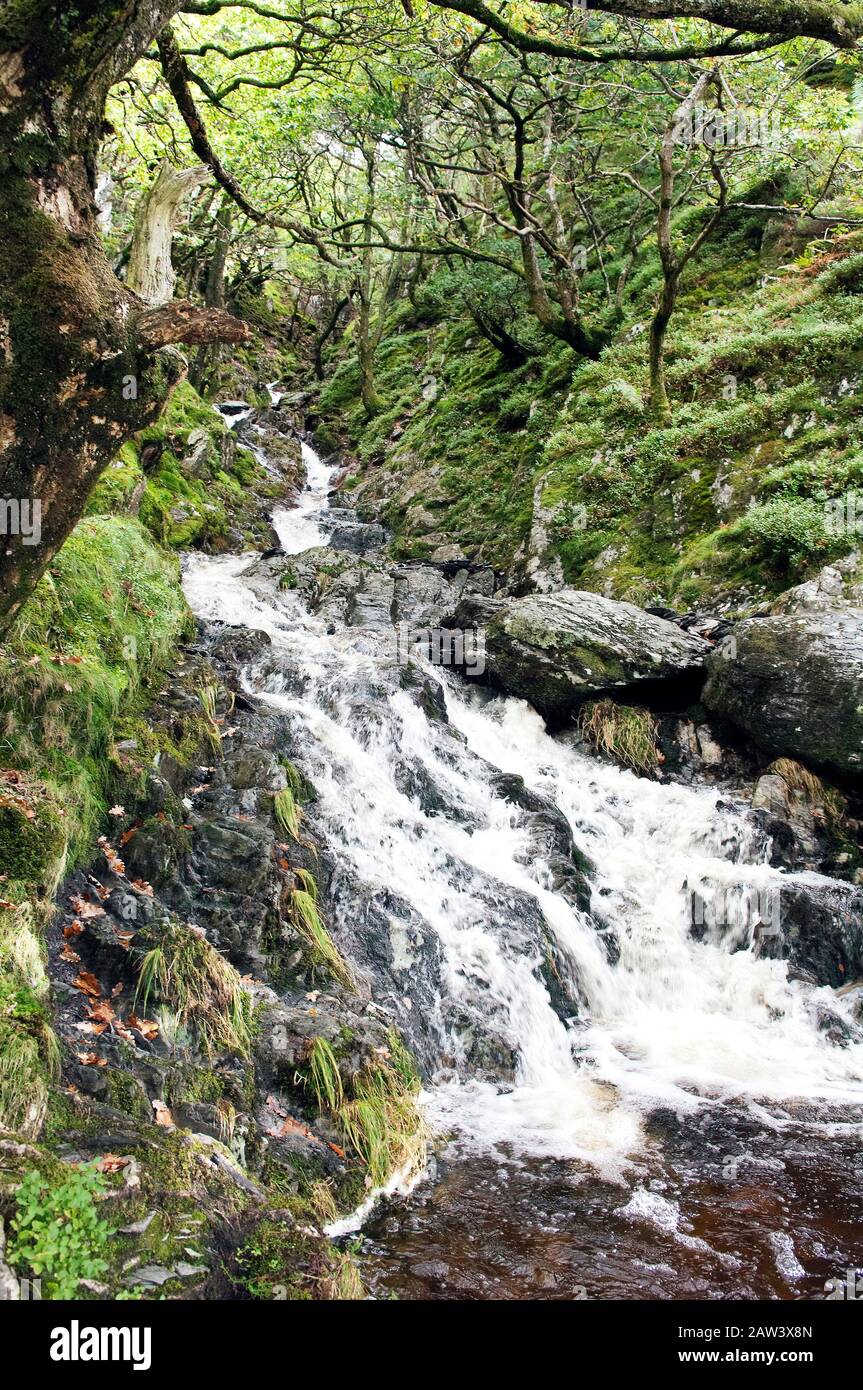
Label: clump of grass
xmin=305 ymin=1037 xmax=344 ymax=1112
xmin=274 ymin=786 xmax=303 ymax=841
xmin=578 ymin=699 xmax=661 ymax=775
xmin=287 ymin=874 xmax=353 ymax=988
xmin=767 ymin=757 xmax=845 ymax=828
xmin=300 ymin=1030 xmax=426 ymax=1190
xmin=0 ymin=1026 xmax=48 ymax=1137
xmin=339 ymin=1044 xmax=426 ymax=1188
xmin=134 ymin=919 xmax=252 ymax=1058
xmin=321 ymin=1245 xmax=364 ymax=1300
xmin=308 ymin=1178 xmax=339 ymax=1227
xmin=198 ymin=682 xmax=222 ymax=755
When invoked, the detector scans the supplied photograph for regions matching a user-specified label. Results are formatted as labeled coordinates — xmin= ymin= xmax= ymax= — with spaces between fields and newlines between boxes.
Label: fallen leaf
xmin=69 ymin=894 xmax=105 ymax=920
xmin=279 ymin=1115 xmax=314 ymax=1139
xmin=119 ymin=826 xmax=138 ymax=846
xmin=60 ymin=941 xmax=81 ymax=963
xmin=327 ymin=1141 xmax=346 ymax=1160
xmin=96 ymin=1154 xmax=130 ymax=1173
xmin=73 ymin=971 xmax=101 ymax=999
xmin=64 ymin=919 xmax=84 ymax=938
xmin=128 ymin=1014 xmax=159 ymax=1041
xmin=88 ymin=1001 xmax=116 ymax=1025
xmin=152 ymin=1099 xmax=173 ymax=1128
xmin=75 ymin=1051 xmax=107 ymax=1068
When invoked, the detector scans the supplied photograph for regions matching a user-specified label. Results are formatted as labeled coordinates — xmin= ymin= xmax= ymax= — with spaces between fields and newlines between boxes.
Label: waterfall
xmin=183 ymin=435 xmax=863 ymax=1189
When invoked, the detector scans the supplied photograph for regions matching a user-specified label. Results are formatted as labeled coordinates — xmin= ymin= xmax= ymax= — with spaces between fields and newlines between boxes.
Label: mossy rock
xmin=0 ymin=784 xmax=66 ymax=889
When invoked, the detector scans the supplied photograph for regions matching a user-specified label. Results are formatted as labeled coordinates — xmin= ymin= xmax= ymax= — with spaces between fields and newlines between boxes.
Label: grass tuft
xmin=134 ymin=919 xmax=252 ymax=1058
xmin=578 ymin=700 xmax=661 ymax=776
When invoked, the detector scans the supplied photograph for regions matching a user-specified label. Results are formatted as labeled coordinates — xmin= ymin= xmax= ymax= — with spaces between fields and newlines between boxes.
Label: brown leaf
xmin=279 ymin=1115 xmax=314 ymax=1140
xmin=88 ymin=1001 xmax=116 ymax=1025
xmin=119 ymin=826 xmax=138 ymax=846
xmin=131 ymin=878 xmax=154 ymax=897
xmin=69 ymin=894 xmax=105 ymax=920
xmin=75 ymin=1051 xmax=107 ymax=1068
xmin=73 ymin=971 xmax=101 ymax=999
xmin=152 ymin=1099 xmax=173 ymax=1128
xmin=96 ymin=1153 xmax=129 ymax=1173
xmin=128 ymin=1014 xmax=159 ymax=1041
xmin=64 ymin=919 xmax=84 ymax=938
xmin=60 ymin=941 xmax=81 ymax=963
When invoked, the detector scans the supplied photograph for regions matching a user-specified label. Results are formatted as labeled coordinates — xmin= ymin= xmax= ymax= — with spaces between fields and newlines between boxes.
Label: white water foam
xmin=183 ymin=438 xmax=863 ymax=1179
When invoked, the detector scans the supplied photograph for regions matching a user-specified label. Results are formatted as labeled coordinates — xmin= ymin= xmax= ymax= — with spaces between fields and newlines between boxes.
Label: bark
xmin=126 ymin=159 xmax=209 ymax=306
xmin=313 ymin=295 xmax=350 ymax=380
xmin=0 ymin=1 xmax=248 ymax=634
xmin=190 ymin=199 xmax=233 ymax=392
xmin=649 ymin=72 xmax=727 ymax=424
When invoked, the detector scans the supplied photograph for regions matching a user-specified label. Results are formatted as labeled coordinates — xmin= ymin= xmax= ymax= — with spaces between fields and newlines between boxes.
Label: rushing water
xmin=184 ymin=427 xmax=863 ymax=1299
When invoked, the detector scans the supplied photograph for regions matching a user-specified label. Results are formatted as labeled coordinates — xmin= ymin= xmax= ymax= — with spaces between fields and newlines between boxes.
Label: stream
xmin=182 ymin=426 xmax=863 ymax=1301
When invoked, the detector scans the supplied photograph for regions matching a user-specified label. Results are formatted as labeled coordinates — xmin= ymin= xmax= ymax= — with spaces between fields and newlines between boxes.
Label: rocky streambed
xmin=40 ymin=403 xmax=863 ymax=1300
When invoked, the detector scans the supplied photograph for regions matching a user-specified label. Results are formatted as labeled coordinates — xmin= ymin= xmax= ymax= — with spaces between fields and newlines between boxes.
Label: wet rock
xmin=703 ymin=606 xmax=863 ymax=786
xmin=451 ymin=589 xmax=709 ymax=721
xmin=755 ymin=879 xmax=863 ymax=987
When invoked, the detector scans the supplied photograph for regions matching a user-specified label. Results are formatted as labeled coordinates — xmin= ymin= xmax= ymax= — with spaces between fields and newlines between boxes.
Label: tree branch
xmin=156 ymin=25 xmax=343 ymax=266
xmin=137 ymin=301 xmax=251 ymax=349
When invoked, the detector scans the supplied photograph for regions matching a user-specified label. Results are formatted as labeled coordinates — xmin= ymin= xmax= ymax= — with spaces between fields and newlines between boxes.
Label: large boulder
xmin=449 ymin=590 xmax=709 ymax=719
xmin=702 ymin=607 xmax=863 ymax=785
xmin=756 ymin=878 xmax=863 ymax=990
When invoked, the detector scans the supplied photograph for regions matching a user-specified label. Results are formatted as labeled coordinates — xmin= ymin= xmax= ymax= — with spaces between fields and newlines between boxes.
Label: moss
xmin=0 ymin=781 xmax=66 ymax=887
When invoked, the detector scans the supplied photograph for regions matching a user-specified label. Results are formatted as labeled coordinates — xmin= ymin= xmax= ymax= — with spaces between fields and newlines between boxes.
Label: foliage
xmin=8 ymin=1163 xmax=112 ymax=1299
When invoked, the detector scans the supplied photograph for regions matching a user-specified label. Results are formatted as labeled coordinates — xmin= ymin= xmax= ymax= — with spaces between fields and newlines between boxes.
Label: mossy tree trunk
xmin=0 ymin=1 xmax=249 ymax=636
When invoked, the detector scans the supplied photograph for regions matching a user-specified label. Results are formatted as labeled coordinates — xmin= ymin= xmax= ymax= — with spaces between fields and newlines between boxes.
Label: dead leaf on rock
xmin=96 ymin=1153 xmax=130 ymax=1173
xmin=69 ymin=894 xmax=105 ymax=920
xmin=152 ymin=1099 xmax=173 ymax=1127
xmin=75 ymin=1051 xmax=107 ymax=1068
xmin=73 ymin=971 xmax=101 ymax=999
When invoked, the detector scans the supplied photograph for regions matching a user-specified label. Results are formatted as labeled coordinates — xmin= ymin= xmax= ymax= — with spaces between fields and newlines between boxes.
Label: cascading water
xmin=183 ymin=427 xmax=863 ymax=1299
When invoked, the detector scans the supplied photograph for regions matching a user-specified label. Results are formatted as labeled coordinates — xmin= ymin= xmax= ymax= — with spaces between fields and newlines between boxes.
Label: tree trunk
xmin=126 ymin=159 xmax=209 ymax=306
xmin=0 ymin=2 xmax=248 ymax=635
xmin=190 ymin=199 xmax=233 ymax=392
xmin=649 ymin=277 xmax=677 ymax=426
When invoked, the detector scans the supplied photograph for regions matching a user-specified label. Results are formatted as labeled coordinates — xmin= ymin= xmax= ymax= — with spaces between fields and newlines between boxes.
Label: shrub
xmin=8 ymin=1163 xmax=111 ymax=1298
xmin=730 ymin=495 xmax=838 ymax=571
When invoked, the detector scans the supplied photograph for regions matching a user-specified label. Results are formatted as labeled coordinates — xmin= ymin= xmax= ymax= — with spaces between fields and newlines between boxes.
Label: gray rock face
xmin=757 ymin=878 xmax=863 ymax=991
xmin=703 ymin=608 xmax=863 ymax=784
xmin=450 ymin=589 xmax=709 ymax=719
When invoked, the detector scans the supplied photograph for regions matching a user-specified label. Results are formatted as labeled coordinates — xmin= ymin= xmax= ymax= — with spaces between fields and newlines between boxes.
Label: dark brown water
xmin=361 ymin=1103 xmax=863 ymax=1300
